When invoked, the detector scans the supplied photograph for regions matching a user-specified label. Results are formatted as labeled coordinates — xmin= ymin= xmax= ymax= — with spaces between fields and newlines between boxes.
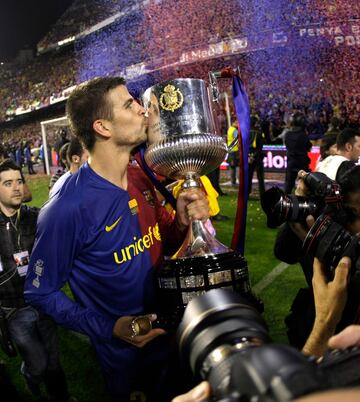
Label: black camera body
xmin=261 ymin=172 xmax=342 ymax=229
xmin=178 ymin=289 xmax=360 ymax=402
xmin=261 ymin=172 xmax=359 ymax=278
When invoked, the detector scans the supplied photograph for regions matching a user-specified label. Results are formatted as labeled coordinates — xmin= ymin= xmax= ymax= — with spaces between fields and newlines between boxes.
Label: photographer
xmin=302 ymin=257 xmax=350 ymax=357
xmin=284 ymin=112 xmax=311 ymax=194
xmin=172 ymin=257 xmax=356 ymax=402
xmin=274 ymin=166 xmax=360 ymax=348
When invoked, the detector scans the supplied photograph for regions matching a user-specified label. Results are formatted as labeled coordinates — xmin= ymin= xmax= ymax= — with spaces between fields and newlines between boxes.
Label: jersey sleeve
xmin=153 ymin=192 xmax=187 ymax=256
xmin=24 ymin=201 xmax=116 ymax=343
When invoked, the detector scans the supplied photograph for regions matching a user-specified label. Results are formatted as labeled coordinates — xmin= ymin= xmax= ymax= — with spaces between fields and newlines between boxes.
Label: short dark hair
xmin=319 ymin=133 xmax=337 ymax=160
xmin=290 ymin=112 xmax=305 ymax=129
xmin=66 ymin=137 xmax=84 ymax=165
xmin=0 ymin=159 xmax=22 ymax=178
xmin=66 ymin=76 xmax=126 ymax=151
xmin=336 ymin=128 xmax=360 ymax=151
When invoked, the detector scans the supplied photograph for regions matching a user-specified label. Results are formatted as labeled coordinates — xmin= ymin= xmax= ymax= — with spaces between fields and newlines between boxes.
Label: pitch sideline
xmin=252 ymin=262 xmax=290 ymax=294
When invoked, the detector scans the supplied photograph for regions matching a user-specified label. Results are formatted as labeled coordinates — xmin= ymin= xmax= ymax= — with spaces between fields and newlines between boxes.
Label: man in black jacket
xmin=0 ymin=159 xmax=74 ymax=401
xmin=284 ymin=112 xmax=312 ymax=194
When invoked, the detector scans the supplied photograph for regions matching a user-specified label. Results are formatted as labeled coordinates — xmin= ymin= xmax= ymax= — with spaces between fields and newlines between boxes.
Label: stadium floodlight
xmin=40 ymin=116 xmax=69 ymax=175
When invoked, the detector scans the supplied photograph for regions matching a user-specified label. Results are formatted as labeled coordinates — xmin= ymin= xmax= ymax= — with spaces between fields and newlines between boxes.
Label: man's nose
xmin=137 ymin=102 xmax=145 ymax=116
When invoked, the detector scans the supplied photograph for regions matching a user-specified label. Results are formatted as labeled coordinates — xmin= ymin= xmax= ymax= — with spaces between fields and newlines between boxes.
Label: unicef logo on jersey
xmin=113 ymin=224 xmax=161 ymax=265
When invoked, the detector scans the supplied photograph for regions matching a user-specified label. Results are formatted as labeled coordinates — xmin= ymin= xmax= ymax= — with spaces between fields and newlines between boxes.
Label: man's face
xmin=0 ymin=169 xmax=24 ymax=211
xmin=347 ymin=135 xmax=360 ymax=162
xmin=106 ymin=85 xmax=148 ymax=147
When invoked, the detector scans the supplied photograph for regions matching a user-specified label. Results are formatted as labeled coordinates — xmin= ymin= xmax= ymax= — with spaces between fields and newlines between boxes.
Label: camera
xmin=261 ymin=172 xmax=342 ymax=228
xmin=261 ymin=171 xmax=359 ymax=278
xmin=302 ymin=213 xmax=360 ymax=278
xmin=177 ymin=289 xmax=360 ymax=402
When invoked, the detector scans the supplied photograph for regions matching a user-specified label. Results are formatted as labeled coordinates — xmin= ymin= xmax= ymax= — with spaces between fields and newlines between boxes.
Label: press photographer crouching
xmin=261 ymin=167 xmax=360 ymax=349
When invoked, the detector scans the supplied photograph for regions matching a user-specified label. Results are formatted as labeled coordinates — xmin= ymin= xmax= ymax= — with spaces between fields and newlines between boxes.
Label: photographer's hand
xmin=112 ymin=314 xmax=166 ymax=348
xmin=172 ymin=381 xmax=211 ymax=402
xmin=328 ymin=325 xmax=360 ymax=349
xmin=302 ymin=257 xmax=350 ymax=357
xmin=295 ymin=170 xmax=309 ymax=197
xmin=289 ymin=215 xmax=315 ymax=241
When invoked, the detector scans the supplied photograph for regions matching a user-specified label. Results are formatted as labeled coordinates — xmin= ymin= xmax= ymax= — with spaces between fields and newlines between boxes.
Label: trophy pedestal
xmin=155 ymin=251 xmax=263 ymax=331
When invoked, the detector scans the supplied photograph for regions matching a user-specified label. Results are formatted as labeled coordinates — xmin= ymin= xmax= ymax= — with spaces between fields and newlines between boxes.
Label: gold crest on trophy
xmin=159 ymin=84 xmax=184 ymax=112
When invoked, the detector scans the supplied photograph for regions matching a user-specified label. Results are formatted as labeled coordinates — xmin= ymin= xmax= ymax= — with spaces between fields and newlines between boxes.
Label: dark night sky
xmin=0 ymin=0 xmax=75 ymax=61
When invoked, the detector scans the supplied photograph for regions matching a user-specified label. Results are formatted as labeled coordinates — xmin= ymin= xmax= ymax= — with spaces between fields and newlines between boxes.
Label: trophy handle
xmin=208 ymin=67 xmax=241 ymax=151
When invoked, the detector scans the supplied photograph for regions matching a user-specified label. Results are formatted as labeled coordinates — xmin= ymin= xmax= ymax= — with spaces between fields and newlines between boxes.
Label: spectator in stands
xmin=49 ymin=137 xmax=89 ymax=197
xmin=0 ymin=159 xmax=74 ymax=402
xmin=25 ymin=76 xmax=209 ymax=402
xmin=325 ymin=116 xmax=341 ymax=136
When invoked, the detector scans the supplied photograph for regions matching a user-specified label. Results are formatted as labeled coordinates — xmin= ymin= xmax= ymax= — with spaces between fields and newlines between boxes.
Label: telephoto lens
xmin=302 ymin=214 xmax=360 ymax=277
xmin=261 ymin=187 xmax=318 ymax=228
xmin=177 ymin=289 xmax=335 ymax=402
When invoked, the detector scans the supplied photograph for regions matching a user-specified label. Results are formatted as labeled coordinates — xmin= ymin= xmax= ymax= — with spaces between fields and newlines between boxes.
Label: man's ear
xmin=93 ymin=119 xmax=111 ymax=138
xmin=344 ymin=142 xmax=352 ymax=152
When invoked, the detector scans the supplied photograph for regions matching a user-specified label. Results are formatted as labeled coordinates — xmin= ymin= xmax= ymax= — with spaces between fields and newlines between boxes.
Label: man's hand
xmin=172 ymin=382 xmax=211 ymax=402
xmin=112 ymin=314 xmax=166 ymax=348
xmin=295 ymin=170 xmax=309 ymax=197
xmin=302 ymin=257 xmax=351 ymax=357
xmin=289 ymin=215 xmax=315 ymax=241
xmin=287 ymin=170 xmax=315 ymax=241
xmin=328 ymin=325 xmax=360 ymax=349
xmin=175 ymin=189 xmax=210 ymax=231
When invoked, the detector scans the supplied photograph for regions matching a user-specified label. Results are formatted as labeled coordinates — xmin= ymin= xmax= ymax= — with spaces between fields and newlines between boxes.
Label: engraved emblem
xmin=159 ymin=84 xmax=184 ymax=112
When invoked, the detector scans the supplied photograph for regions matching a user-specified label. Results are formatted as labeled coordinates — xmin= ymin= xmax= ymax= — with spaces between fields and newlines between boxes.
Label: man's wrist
xmin=175 ymin=218 xmax=188 ymax=232
xmin=302 ymin=319 xmax=337 ymax=357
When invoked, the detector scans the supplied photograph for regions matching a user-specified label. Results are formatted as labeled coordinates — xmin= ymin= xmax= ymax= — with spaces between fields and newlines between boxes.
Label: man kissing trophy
xmin=142 ymin=71 xmax=261 ymax=330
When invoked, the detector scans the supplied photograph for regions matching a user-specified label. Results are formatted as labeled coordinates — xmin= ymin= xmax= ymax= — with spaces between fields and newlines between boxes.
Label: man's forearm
xmin=25 ymin=289 xmax=116 ymax=343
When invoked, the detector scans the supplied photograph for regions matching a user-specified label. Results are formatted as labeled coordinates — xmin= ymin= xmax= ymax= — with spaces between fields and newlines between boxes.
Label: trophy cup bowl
xmin=143 ymin=78 xmax=228 ymax=181
xmin=142 ymin=78 xmax=261 ymax=330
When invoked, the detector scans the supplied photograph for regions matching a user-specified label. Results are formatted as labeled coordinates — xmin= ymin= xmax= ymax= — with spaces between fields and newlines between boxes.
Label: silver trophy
xmin=142 ymin=77 xmax=261 ymax=327
xmin=143 ymin=77 xmax=235 ymax=258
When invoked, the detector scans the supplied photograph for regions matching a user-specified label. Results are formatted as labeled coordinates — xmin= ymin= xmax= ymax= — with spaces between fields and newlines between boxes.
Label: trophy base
xmin=155 ymin=251 xmax=263 ymax=331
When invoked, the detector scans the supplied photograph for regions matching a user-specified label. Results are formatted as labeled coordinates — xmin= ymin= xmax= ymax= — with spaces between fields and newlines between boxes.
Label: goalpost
xmin=40 ymin=116 xmax=69 ymax=175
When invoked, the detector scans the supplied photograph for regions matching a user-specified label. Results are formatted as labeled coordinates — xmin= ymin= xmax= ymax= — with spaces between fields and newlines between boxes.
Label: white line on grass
xmin=252 ymin=262 xmax=289 ymax=294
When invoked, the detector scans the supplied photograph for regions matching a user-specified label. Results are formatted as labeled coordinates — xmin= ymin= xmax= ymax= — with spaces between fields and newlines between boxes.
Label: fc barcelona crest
xmin=159 ymin=84 xmax=184 ymax=112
